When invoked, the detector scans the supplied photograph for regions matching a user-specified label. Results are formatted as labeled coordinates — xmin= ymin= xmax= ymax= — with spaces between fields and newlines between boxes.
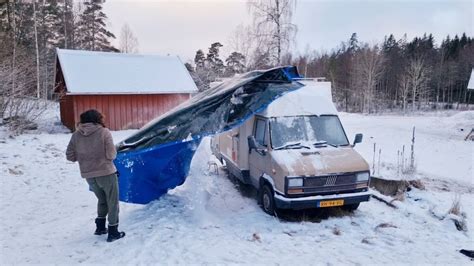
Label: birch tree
xmin=406 ymin=55 xmax=430 ymax=111
xmin=354 ymin=44 xmax=385 ymax=113
xmin=228 ymin=24 xmax=254 ymax=68
xmin=248 ymin=0 xmax=297 ymax=65
xmin=119 ymin=23 xmax=139 ymax=53
xmin=398 ymin=70 xmax=410 ymax=112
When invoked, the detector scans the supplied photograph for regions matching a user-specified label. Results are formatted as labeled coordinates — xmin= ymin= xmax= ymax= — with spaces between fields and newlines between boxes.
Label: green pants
xmin=86 ymin=173 xmax=120 ymax=226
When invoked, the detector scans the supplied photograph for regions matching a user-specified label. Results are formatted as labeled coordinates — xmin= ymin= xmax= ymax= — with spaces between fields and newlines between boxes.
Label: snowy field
xmin=1 ymin=106 xmax=473 ymax=265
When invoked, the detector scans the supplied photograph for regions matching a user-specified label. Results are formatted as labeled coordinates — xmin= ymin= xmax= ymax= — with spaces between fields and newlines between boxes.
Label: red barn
xmin=54 ymin=49 xmax=198 ymax=131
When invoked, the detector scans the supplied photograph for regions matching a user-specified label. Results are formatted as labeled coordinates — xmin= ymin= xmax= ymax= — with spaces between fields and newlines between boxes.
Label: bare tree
xmin=353 ymin=44 xmax=385 ymax=113
xmin=294 ymin=44 xmax=315 ymax=77
xmin=247 ymin=0 xmax=297 ymax=65
xmin=406 ymin=55 xmax=430 ymax=111
xmin=1 ymin=45 xmax=47 ymax=133
xmin=398 ymin=70 xmax=411 ymax=112
xmin=119 ymin=23 xmax=139 ymax=54
xmin=227 ymin=24 xmax=254 ymax=68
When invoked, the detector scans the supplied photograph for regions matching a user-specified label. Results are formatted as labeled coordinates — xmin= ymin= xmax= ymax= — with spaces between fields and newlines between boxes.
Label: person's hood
xmin=77 ymin=123 xmax=103 ymax=136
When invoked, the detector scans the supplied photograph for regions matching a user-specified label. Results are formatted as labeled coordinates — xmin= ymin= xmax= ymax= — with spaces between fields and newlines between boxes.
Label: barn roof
xmin=468 ymin=69 xmax=474 ymax=90
xmin=56 ymin=49 xmax=198 ymax=94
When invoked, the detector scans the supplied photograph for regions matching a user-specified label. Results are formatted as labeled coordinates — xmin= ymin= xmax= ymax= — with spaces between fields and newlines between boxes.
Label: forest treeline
xmin=0 ymin=0 xmax=116 ymax=104
xmin=188 ymin=0 xmax=474 ymax=112
xmin=293 ymin=33 xmax=474 ymax=112
xmin=190 ymin=33 xmax=474 ymax=113
xmin=1 ymin=0 xmax=473 ymax=120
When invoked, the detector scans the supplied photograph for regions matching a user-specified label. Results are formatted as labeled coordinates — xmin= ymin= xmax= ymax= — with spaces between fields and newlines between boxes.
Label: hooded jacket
xmin=66 ymin=123 xmax=117 ymax=178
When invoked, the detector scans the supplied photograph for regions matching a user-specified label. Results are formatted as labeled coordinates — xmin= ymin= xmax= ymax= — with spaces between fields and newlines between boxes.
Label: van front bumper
xmin=274 ymin=191 xmax=371 ymax=210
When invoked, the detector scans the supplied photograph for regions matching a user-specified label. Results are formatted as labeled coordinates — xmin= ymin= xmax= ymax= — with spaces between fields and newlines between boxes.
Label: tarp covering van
xmin=114 ymin=66 xmax=304 ymax=204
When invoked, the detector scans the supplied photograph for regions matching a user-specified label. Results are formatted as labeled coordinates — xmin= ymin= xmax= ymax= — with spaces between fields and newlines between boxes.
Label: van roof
xmin=258 ymin=80 xmax=338 ymax=117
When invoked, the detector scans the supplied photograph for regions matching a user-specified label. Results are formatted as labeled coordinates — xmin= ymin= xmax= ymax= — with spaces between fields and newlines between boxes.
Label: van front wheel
xmin=260 ymin=184 xmax=276 ymax=216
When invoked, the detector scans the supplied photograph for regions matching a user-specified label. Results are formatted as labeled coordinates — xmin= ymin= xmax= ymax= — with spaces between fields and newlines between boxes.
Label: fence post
xmin=372 ymin=143 xmax=376 ymax=175
xmin=410 ymin=126 xmax=415 ymax=170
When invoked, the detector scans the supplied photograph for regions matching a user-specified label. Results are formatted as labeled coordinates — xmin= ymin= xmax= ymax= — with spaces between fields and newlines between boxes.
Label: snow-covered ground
xmin=0 ymin=107 xmax=473 ymax=265
xmin=341 ymin=111 xmax=473 ymax=185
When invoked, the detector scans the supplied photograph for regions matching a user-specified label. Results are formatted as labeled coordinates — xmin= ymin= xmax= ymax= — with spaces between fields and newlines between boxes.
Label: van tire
xmin=260 ymin=184 xmax=276 ymax=216
xmin=342 ymin=203 xmax=360 ymax=212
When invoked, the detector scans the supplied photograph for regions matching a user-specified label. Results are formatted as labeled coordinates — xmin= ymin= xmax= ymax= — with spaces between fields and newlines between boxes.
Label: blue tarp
xmin=114 ymin=66 xmax=303 ymax=204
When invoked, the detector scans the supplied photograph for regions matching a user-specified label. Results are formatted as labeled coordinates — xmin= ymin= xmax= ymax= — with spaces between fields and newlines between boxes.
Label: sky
xmin=103 ymin=0 xmax=473 ymax=62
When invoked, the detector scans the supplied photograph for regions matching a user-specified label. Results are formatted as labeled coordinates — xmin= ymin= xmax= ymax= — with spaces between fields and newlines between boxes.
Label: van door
xmin=249 ymin=117 xmax=270 ymax=187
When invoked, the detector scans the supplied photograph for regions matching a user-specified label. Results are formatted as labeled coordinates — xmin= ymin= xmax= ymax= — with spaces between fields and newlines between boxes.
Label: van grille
xmin=304 ymin=184 xmax=358 ymax=194
xmin=304 ymin=174 xmax=357 ymax=187
xmin=304 ymin=177 xmax=326 ymax=187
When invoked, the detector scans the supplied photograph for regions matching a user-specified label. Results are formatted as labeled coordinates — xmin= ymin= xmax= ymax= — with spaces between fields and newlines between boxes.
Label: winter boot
xmin=107 ymin=225 xmax=125 ymax=242
xmin=94 ymin=218 xmax=108 ymax=235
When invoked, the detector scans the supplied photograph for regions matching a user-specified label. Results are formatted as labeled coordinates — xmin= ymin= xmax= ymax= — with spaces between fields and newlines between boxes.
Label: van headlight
xmin=356 ymin=172 xmax=370 ymax=182
xmin=288 ymin=178 xmax=303 ymax=187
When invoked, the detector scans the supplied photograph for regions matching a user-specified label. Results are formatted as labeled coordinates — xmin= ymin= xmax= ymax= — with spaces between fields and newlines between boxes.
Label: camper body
xmin=210 ymin=80 xmax=371 ymax=215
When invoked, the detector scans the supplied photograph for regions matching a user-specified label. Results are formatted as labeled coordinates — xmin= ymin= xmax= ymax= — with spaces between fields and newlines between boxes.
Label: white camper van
xmin=211 ymin=79 xmax=371 ymax=215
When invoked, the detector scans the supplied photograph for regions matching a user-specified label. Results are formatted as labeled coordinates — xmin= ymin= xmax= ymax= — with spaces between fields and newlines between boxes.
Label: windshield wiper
xmin=313 ymin=141 xmax=338 ymax=148
xmin=274 ymin=142 xmax=310 ymax=150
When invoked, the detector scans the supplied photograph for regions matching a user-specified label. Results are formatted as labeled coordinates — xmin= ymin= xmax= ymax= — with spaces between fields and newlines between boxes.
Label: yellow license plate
xmin=319 ymin=199 xmax=344 ymax=208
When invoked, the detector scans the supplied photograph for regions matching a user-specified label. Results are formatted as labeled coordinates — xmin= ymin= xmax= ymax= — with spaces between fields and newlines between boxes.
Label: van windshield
xmin=270 ymin=115 xmax=349 ymax=149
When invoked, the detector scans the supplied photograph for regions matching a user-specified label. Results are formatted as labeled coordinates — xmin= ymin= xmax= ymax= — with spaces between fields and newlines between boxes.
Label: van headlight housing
xmin=356 ymin=172 xmax=370 ymax=182
xmin=288 ymin=178 xmax=303 ymax=187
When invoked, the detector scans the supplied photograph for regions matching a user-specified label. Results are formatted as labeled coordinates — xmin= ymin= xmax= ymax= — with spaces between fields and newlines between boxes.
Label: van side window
xmin=254 ymin=119 xmax=266 ymax=146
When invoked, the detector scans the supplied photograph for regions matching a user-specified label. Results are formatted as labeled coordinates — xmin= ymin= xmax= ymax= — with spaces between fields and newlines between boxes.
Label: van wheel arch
xmin=257 ymin=177 xmax=272 ymax=202
xmin=258 ymin=177 xmax=276 ymax=216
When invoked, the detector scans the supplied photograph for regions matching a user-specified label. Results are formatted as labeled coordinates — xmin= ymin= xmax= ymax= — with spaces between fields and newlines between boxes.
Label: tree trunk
xmin=456 ymin=81 xmax=462 ymax=109
xmin=33 ymin=1 xmax=41 ymax=98
xmin=276 ymin=0 xmax=281 ymax=64
xmin=412 ymin=77 xmax=416 ymax=112
xmin=464 ymin=80 xmax=469 ymax=107
xmin=467 ymin=91 xmax=472 ymax=110
xmin=11 ymin=1 xmax=16 ymax=97
xmin=63 ymin=0 xmax=68 ymax=48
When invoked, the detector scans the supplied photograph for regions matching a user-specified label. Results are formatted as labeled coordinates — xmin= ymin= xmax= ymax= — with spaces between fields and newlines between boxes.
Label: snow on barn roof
xmin=56 ymin=49 xmax=198 ymax=94
xmin=259 ymin=80 xmax=337 ymax=117
xmin=468 ymin=69 xmax=474 ymax=90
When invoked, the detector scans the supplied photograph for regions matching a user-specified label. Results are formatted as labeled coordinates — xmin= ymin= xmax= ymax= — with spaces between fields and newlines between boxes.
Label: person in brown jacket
xmin=66 ymin=109 xmax=125 ymax=242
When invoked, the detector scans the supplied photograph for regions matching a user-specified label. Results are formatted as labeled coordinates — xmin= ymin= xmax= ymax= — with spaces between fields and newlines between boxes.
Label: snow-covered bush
xmin=1 ymin=97 xmax=49 ymax=134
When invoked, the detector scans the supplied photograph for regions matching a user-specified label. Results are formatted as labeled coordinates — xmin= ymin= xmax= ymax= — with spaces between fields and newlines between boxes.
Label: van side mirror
xmin=248 ymin=136 xmax=267 ymax=155
xmin=248 ymin=136 xmax=258 ymax=150
xmin=353 ymin=133 xmax=363 ymax=146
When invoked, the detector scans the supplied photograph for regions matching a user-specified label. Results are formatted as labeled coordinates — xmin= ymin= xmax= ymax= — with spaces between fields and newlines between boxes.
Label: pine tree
xmin=460 ymin=33 xmax=468 ymax=48
xmin=348 ymin=33 xmax=359 ymax=53
xmin=192 ymin=43 xmax=225 ymax=91
xmin=76 ymin=0 xmax=117 ymax=52
xmin=225 ymin=52 xmax=246 ymax=76
xmin=194 ymin=49 xmax=205 ymax=69
xmin=249 ymin=48 xmax=272 ymax=70
xmin=41 ymin=0 xmax=63 ymax=49
xmin=62 ymin=0 xmax=75 ymax=48
xmin=37 ymin=0 xmax=64 ymax=98
xmin=206 ymin=42 xmax=224 ymax=76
